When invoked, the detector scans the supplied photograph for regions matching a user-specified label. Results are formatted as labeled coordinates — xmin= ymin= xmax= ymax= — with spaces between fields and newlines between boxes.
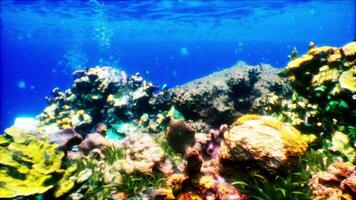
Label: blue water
xmin=1 ymin=0 xmax=355 ymax=131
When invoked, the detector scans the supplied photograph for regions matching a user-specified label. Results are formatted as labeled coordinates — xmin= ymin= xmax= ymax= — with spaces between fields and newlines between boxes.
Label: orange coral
xmin=310 ymin=161 xmax=355 ymax=200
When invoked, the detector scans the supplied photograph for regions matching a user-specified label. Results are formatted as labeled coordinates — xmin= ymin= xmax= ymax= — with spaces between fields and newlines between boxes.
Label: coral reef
xmin=281 ymin=42 xmax=356 ymax=140
xmin=2 ymin=41 xmax=355 ymax=199
xmin=219 ymin=115 xmax=315 ymax=174
xmin=170 ymin=62 xmax=291 ymax=128
xmin=38 ymin=66 xmax=170 ymax=137
xmin=153 ymin=147 xmax=247 ymax=200
xmin=116 ymin=133 xmax=174 ymax=175
xmin=310 ymin=161 xmax=355 ymax=200
xmin=0 ymin=127 xmax=66 ymax=198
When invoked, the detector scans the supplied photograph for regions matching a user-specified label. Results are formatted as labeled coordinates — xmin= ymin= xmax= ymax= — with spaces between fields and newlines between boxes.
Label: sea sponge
xmin=166 ymin=119 xmax=196 ymax=153
xmin=219 ymin=115 xmax=315 ymax=174
xmin=0 ymin=127 xmax=65 ymax=198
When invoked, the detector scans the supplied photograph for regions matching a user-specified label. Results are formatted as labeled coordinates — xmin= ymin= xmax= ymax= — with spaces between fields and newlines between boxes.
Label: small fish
xmin=162 ymin=84 xmax=168 ymax=90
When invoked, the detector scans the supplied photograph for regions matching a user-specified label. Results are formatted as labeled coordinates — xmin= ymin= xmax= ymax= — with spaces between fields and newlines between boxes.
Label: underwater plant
xmin=70 ymin=143 xmax=167 ymax=199
xmin=231 ymin=147 xmax=337 ymax=200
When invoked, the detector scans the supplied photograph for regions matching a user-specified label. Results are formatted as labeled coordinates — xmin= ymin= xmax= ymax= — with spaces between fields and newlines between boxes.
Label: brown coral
xmin=166 ymin=119 xmax=196 ymax=153
xmin=47 ymin=128 xmax=83 ymax=151
xmin=79 ymin=132 xmax=113 ymax=156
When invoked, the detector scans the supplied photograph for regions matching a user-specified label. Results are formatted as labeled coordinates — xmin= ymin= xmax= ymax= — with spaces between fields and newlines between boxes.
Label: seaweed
xmin=155 ymin=135 xmax=184 ymax=167
xmin=69 ymin=145 xmax=167 ymax=199
xmin=104 ymin=146 xmax=125 ymax=165
xmin=118 ymin=172 xmax=166 ymax=196
xmin=231 ymin=146 xmax=335 ymax=200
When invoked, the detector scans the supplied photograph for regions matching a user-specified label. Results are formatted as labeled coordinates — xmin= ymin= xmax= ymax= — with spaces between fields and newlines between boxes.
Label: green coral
xmin=0 ymin=127 xmax=65 ymax=198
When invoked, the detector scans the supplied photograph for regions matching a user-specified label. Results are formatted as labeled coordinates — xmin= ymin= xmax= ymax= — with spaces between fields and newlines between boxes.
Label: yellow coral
xmin=0 ymin=127 xmax=65 ymax=198
xmin=308 ymin=46 xmax=336 ymax=56
xmin=312 ymin=68 xmax=340 ymax=86
xmin=167 ymin=174 xmax=187 ymax=192
xmin=261 ymin=116 xmax=315 ymax=157
xmin=199 ymin=175 xmax=216 ymax=190
xmin=0 ymin=135 xmax=9 ymax=146
xmin=232 ymin=114 xmax=261 ymax=126
xmin=339 ymin=67 xmax=356 ymax=92
xmin=287 ymin=54 xmax=314 ymax=70
xmin=342 ymin=41 xmax=356 ymax=57
xmin=156 ymin=113 xmax=165 ymax=124
xmin=54 ymin=164 xmax=78 ymax=198
xmin=0 ymin=169 xmax=53 ymax=198
xmin=232 ymin=115 xmax=315 ymax=160
xmin=138 ymin=113 xmax=149 ymax=126
xmin=330 ymin=131 xmax=355 ymax=161
xmin=154 ymin=188 xmax=175 ymax=200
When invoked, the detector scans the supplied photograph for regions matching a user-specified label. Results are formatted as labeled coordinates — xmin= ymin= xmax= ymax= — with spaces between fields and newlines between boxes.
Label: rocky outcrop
xmin=170 ymin=62 xmax=291 ymax=128
xmin=219 ymin=114 xmax=315 ymax=174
